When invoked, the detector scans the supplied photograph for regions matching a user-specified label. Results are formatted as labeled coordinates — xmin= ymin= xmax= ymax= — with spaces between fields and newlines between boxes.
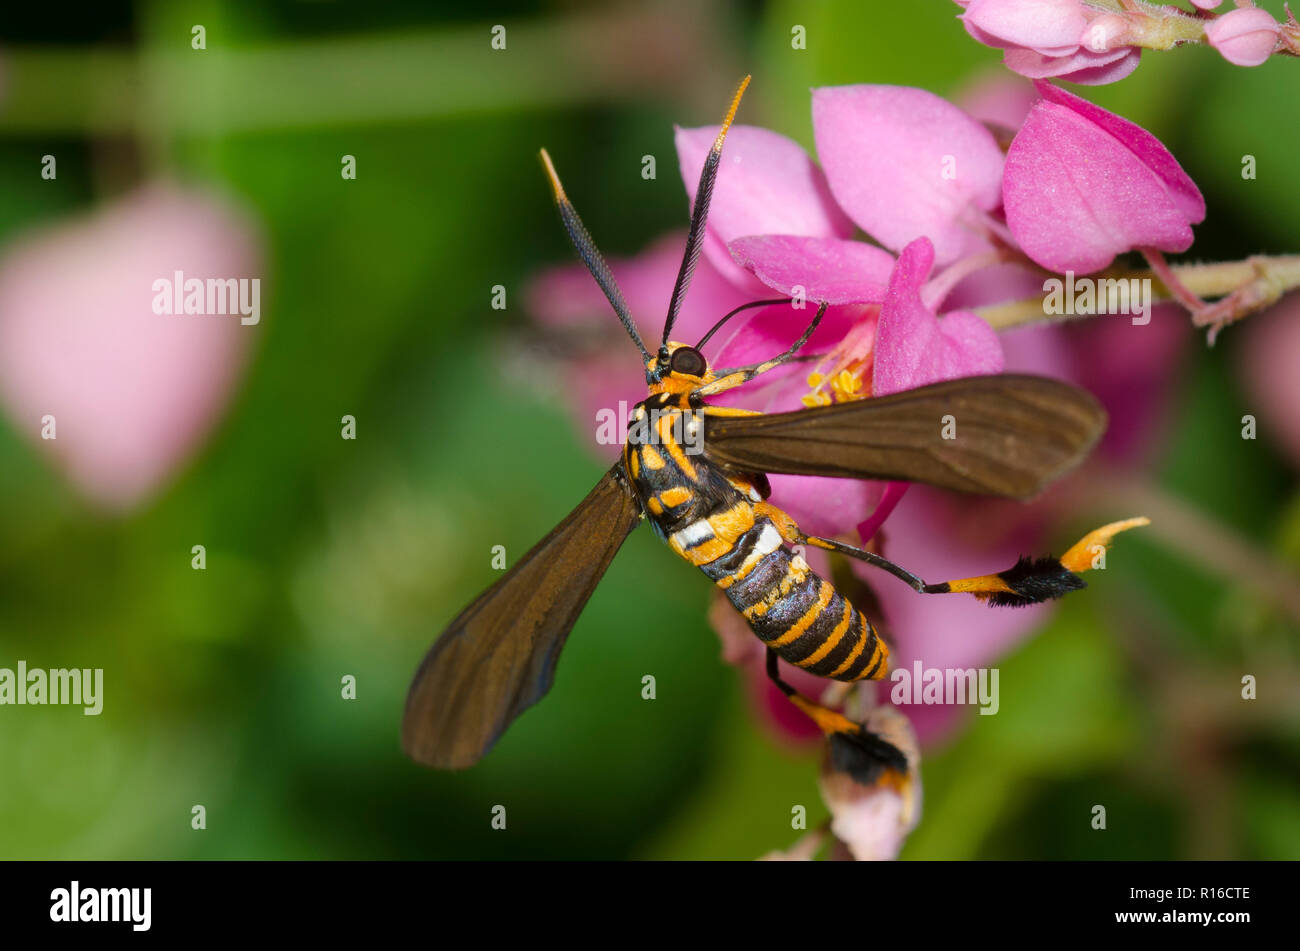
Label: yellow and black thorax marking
xmin=623 ymin=390 xmax=888 ymax=683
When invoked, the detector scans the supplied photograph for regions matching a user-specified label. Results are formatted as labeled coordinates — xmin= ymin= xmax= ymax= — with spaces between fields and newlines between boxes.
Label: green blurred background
xmin=0 ymin=0 xmax=1297 ymax=860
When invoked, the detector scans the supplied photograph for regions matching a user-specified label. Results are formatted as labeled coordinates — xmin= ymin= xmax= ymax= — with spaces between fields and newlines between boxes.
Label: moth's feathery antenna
xmin=662 ymin=74 xmax=751 ymax=349
xmin=539 ymin=147 xmax=651 ymax=363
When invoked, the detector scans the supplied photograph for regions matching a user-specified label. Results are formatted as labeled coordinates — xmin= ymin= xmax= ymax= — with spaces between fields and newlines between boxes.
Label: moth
xmin=403 ymin=77 xmax=1144 ymax=774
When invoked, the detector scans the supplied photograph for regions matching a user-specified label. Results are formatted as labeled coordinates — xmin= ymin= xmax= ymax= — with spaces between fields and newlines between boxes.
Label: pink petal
xmin=1035 ymin=81 xmax=1204 ymax=224
xmin=962 ymin=0 xmax=1089 ymax=57
xmin=939 ymin=261 xmax=1044 ymax=311
xmin=1002 ymin=45 xmax=1141 ymax=85
xmin=857 ymin=480 xmax=910 ymax=543
xmin=1238 ymin=296 xmax=1300 ymax=471
xmin=675 ymin=124 xmax=854 ymax=291
xmin=1064 ymin=302 xmax=1188 ymax=464
xmin=0 ymin=183 xmax=258 ymax=511
xmin=812 ymin=86 xmax=1005 ymax=266
xmin=872 ymin=239 xmax=1003 ymax=398
xmin=728 ymin=235 xmax=894 ymax=304
xmin=957 ymin=72 xmax=1038 ymax=132
xmin=1205 ymin=8 xmax=1280 ymax=67
xmin=768 ymin=471 xmax=882 ymax=540
xmin=1003 ymin=85 xmax=1203 ymax=273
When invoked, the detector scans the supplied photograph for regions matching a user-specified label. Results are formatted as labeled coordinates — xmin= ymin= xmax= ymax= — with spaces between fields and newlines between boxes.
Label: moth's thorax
xmin=622 ymin=399 xmax=765 ymax=558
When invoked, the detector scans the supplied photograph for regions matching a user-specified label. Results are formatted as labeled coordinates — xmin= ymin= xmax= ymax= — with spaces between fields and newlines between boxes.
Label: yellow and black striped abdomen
xmin=699 ymin=516 xmax=888 ymax=681
xmin=623 ymin=398 xmax=887 ymax=683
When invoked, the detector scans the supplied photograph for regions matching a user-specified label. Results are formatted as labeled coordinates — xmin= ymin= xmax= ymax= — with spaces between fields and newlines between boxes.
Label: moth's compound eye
xmin=669 ymin=347 xmax=707 ymax=377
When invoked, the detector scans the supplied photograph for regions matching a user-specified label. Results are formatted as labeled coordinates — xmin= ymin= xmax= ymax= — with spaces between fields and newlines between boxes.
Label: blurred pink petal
xmin=957 ymin=72 xmax=1038 ymax=132
xmin=1238 ymin=297 xmax=1300 ymax=471
xmin=812 ymin=86 xmax=1005 ymax=266
xmin=1003 ymin=81 xmax=1204 ymax=274
xmin=767 ymin=472 xmax=882 ymax=540
xmin=728 ymin=235 xmax=894 ymax=304
xmin=872 ymin=238 xmax=1003 ymax=397
xmin=941 ymin=261 xmax=1043 ymax=311
xmin=1064 ymin=302 xmax=1188 ymax=463
xmin=0 ymin=183 xmax=259 ymax=511
xmin=1205 ymin=8 xmax=1280 ymax=66
xmin=675 ymin=125 xmax=853 ymax=290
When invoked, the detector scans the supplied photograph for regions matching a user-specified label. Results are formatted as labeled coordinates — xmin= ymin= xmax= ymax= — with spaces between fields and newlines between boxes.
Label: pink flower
xmin=727 ymin=235 xmax=893 ymax=305
xmin=1003 ymin=80 xmax=1205 ymax=274
xmin=958 ymin=0 xmax=1142 ymax=85
xmin=0 ymin=183 xmax=260 ymax=511
xmin=1205 ymin=8 xmax=1280 ymax=67
xmin=811 ymin=85 xmax=1005 ymax=266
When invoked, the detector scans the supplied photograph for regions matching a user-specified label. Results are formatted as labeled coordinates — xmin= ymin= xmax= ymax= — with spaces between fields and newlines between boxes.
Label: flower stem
xmin=975 ymin=253 xmax=1300 ymax=338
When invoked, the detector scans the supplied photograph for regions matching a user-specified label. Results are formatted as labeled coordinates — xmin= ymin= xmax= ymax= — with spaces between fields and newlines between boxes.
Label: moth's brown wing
xmin=703 ymin=374 xmax=1105 ymax=498
xmin=402 ymin=463 xmax=642 ymax=770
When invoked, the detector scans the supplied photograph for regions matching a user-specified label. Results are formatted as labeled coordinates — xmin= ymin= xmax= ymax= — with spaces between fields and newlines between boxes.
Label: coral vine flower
xmin=1205 ymin=8 xmax=1281 ymax=67
xmin=959 ymin=0 xmax=1142 ymax=84
xmin=1003 ymin=80 xmax=1205 ymax=274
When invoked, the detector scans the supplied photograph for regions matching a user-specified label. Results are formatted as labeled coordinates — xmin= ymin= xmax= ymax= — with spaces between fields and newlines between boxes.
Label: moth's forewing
xmin=402 ymin=463 xmax=642 ymax=769
xmin=702 ymin=374 xmax=1106 ymax=498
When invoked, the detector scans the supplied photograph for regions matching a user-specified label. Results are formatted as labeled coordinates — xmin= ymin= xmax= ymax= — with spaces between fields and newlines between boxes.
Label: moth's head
xmin=647 ymin=341 xmax=713 ymax=395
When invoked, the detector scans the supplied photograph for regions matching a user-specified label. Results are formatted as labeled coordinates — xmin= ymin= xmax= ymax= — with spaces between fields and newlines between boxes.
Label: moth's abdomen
xmin=702 ymin=518 xmax=888 ymax=682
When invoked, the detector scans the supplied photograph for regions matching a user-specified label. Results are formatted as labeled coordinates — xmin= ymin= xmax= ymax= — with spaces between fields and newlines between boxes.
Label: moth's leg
xmin=764 ymin=649 xmax=908 ymax=785
xmin=792 ymin=518 xmax=1149 ymax=607
xmin=691 ymin=301 xmax=827 ymax=399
